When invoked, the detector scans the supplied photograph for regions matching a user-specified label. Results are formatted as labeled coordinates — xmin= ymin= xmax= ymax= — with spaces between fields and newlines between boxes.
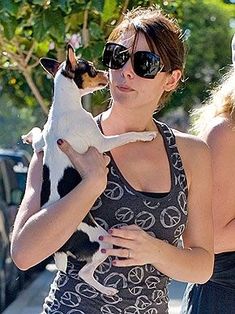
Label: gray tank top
xmin=42 ymin=120 xmax=188 ymax=314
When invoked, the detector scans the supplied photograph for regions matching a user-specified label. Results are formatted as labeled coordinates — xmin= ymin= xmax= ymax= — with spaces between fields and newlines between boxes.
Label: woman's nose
xmin=120 ymin=58 xmax=135 ymax=79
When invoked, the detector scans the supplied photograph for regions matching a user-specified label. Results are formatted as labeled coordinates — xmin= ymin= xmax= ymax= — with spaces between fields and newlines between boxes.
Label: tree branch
xmin=117 ymin=0 xmax=130 ymax=25
xmin=22 ymin=69 xmax=48 ymax=115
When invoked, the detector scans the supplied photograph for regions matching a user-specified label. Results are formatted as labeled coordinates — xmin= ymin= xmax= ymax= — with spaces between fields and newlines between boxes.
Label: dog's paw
xmin=140 ymin=131 xmax=158 ymax=142
xmin=21 ymin=133 xmax=32 ymax=144
xmin=102 ymin=287 xmax=119 ymax=296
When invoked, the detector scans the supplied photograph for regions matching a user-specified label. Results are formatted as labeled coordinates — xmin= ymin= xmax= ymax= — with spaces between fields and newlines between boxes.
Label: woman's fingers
xmin=57 ymin=139 xmax=77 ymax=164
xmin=56 ymin=139 xmax=110 ymax=194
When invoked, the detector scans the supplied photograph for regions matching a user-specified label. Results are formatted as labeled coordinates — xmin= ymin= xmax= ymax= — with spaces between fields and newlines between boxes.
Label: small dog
xmin=22 ymin=44 xmax=157 ymax=295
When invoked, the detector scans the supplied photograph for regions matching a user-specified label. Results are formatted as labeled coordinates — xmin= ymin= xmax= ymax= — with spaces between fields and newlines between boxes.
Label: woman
xmin=181 ymin=35 xmax=235 ymax=314
xmin=11 ymin=6 xmax=214 ymax=313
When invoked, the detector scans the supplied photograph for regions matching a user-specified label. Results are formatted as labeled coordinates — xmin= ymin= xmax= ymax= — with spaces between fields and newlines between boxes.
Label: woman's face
xmin=108 ymin=31 xmax=170 ymax=112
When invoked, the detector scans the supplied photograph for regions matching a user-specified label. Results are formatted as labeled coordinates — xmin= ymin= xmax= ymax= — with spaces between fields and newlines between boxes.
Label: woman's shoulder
xmin=171 ymin=127 xmax=209 ymax=154
xmin=201 ymin=116 xmax=235 ymax=161
xmin=204 ymin=116 xmax=235 ymax=144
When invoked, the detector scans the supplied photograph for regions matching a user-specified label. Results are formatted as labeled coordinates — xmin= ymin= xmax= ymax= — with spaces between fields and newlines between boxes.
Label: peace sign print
xmin=128 ymin=267 xmax=144 ymax=284
xmin=60 ymin=291 xmax=81 ymax=308
xmin=145 ymin=276 xmax=161 ymax=289
xmin=145 ymin=264 xmax=156 ymax=273
xmin=100 ymin=292 xmax=122 ymax=304
xmin=160 ymin=206 xmax=181 ymax=228
xmin=152 ymin=289 xmax=168 ymax=305
xmin=135 ymin=295 xmax=152 ymax=310
xmin=75 ymin=283 xmax=99 ymax=299
xmin=135 ymin=211 xmax=155 ymax=230
xmin=96 ymin=256 xmax=112 ymax=274
xmin=91 ymin=197 xmax=102 ymax=211
xmin=128 ymin=286 xmax=143 ymax=296
xmin=67 ymin=310 xmax=85 ymax=314
xmin=101 ymin=304 xmax=122 ymax=314
xmin=164 ymin=129 xmax=175 ymax=147
xmin=115 ymin=207 xmax=134 ymax=223
xmin=94 ymin=217 xmax=109 ymax=231
xmin=171 ymin=152 xmax=183 ymax=171
xmin=104 ymin=181 xmax=124 ymax=200
xmin=174 ymin=224 xmax=185 ymax=238
xmin=104 ymin=272 xmax=128 ymax=290
xmin=178 ymin=174 xmax=187 ymax=192
xmin=143 ymin=200 xmax=160 ymax=210
xmin=124 ymin=305 xmax=140 ymax=314
xmin=48 ymin=298 xmax=60 ymax=311
xmin=144 ymin=308 xmax=158 ymax=314
xmin=68 ymin=268 xmax=81 ymax=280
xmin=178 ymin=191 xmax=187 ymax=214
xmin=57 ymin=272 xmax=69 ymax=288
xmin=111 ymin=166 xmax=120 ymax=178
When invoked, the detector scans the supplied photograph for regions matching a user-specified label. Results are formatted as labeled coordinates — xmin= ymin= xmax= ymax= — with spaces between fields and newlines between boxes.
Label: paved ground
xmin=3 ymin=264 xmax=186 ymax=314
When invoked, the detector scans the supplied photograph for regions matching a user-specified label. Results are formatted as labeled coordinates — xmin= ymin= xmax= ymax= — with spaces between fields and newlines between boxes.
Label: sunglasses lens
xmin=102 ymin=43 xmax=129 ymax=69
xmin=133 ymin=51 xmax=161 ymax=79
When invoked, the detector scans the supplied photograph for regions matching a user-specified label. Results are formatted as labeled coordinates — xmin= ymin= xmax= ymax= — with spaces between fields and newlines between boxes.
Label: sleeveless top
xmin=181 ymin=252 xmax=235 ymax=314
xmin=42 ymin=120 xmax=188 ymax=314
xmin=210 ymin=251 xmax=235 ymax=289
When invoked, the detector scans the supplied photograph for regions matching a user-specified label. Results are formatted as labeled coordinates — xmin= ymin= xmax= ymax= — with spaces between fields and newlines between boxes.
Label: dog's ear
xmin=40 ymin=58 xmax=61 ymax=77
xmin=66 ymin=44 xmax=77 ymax=72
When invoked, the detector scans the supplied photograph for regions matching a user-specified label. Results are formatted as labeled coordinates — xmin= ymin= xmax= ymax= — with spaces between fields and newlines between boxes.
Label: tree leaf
xmin=91 ymin=0 xmax=104 ymax=13
xmin=0 ymin=0 xmax=19 ymax=16
xmin=102 ymin=0 xmax=117 ymax=22
xmin=33 ymin=16 xmax=47 ymax=41
xmin=90 ymin=22 xmax=103 ymax=40
xmin=0 ymin=13 xmax=17 ymax=40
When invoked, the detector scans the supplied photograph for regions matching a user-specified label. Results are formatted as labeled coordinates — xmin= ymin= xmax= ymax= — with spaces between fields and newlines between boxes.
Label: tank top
xmin=42 ymin=120 xmax=188 ymax=314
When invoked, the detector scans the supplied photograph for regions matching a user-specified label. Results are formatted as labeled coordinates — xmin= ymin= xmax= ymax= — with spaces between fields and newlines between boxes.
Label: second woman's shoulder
xmin=172 ymin=127 xmax=210 ymax=156
xmin=203 ymin=116 xmax=235 ymax=149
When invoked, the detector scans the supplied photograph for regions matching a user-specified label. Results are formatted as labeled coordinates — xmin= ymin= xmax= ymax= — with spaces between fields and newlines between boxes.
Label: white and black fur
xmin=22 ymin=44 xmax=157 ymax=295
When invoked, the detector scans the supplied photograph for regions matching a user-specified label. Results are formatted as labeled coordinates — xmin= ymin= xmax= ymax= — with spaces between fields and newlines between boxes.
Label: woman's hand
xmin=57 ymin=139 xmax=110 ymax=196
xmin=100 ymin=225 xmax=157 ymax=267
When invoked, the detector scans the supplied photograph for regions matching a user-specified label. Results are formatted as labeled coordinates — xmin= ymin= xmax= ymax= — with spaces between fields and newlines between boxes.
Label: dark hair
xmin=108 ymin=5 xmax=186 ymax=107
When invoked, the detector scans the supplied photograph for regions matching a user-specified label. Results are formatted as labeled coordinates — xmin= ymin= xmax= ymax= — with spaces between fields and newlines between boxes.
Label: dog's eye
xmin=77 ymin=61 xmax=87 ymax=72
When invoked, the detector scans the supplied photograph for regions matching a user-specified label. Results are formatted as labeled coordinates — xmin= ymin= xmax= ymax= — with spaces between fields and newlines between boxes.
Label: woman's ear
xmin=164 ymin=69 xmax=182 ymax=91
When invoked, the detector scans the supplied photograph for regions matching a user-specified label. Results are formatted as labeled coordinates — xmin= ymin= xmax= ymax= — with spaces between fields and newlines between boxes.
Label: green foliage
xmin=0 ymin=0 xmax=234 ymax=146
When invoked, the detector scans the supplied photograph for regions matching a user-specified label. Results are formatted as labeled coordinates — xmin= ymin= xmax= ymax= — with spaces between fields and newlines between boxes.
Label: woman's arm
xmin=11 ymin=140 xmax=110 ymax=270
xmin=101 ymin=137 xmax=214 ymax=284
xmin=204 ymin=119 xmax=235 ymax=253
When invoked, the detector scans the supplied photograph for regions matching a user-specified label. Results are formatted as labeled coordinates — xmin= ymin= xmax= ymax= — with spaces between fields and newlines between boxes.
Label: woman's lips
xmin=116 ymin=85 xmax=135 ymax=92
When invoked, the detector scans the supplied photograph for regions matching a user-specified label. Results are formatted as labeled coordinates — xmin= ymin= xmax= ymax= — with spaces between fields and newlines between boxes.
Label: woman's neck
xmin=101 ymin=106 xmax=157 ymax=136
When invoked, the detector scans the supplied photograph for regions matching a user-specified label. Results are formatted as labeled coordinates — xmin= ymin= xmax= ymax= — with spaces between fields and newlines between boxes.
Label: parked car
xmin=0 ymin=199 xmax=9 ymax=312
xmin=0 ymin=149 xmax=31 ymax=194
xmin=0 ymin=157 xmax=24 ymax=311
xmin=0 ymin=149 xmax=51 ymax=289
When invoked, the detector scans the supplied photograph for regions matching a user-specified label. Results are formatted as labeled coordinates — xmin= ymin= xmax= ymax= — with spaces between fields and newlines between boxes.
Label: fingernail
xmin=99 ymin=236 xmax=104 ymax=241
xmin=108 ymin=229 xmax=113 ymax=234
xmin=101 ymin=249 xmax=106 ymax=253
xmin=57 ymin=139 xmax=63 ymax=146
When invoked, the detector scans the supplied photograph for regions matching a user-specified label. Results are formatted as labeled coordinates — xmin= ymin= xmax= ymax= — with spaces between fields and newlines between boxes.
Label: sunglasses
xmin=102 ymin=42 xmax=166 ymax=79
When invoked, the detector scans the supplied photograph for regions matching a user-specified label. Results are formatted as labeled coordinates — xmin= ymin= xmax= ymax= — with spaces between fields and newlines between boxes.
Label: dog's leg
xmin=78 ymin=259 xmax=118 ymax=296
xmin=22 ymin=127 xmax=45 ymax=152
xmin=98 ymin=131 xmax=157 ymax=153
xmin=54 ymin=252 xmax=68 ymax=273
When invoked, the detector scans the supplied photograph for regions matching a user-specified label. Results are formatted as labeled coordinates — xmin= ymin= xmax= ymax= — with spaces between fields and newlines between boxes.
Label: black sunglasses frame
xmin=102 ymin=42 xmax=166 ymax=79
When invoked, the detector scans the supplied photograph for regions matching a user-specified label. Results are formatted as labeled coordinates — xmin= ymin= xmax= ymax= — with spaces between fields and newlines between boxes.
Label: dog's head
xmin=40 ymin=44 xmax=108 ymax=95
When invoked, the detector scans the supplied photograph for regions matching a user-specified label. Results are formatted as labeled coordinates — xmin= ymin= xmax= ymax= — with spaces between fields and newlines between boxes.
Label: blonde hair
xmin=191 ymin=67 xmax=235 ymax=136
